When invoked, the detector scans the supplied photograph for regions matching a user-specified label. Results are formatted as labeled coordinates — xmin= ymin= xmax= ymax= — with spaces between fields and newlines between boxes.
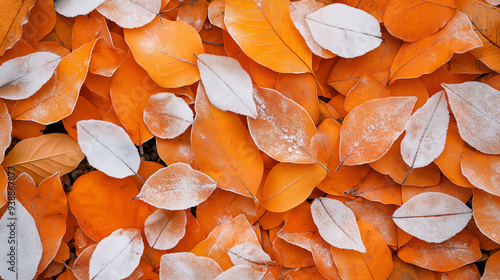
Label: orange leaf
xmin=177 ymin=0 xmax=209 ymax=32
xmin=472 ymin=189 xmax=500 ymax=244
xmin=434 ymin=122 xmax=475 ymax=188
xmin=339 ymin=96 xmax=417 ymax=166
xmin=388 ymin=254 xmax=435 ymax=280
xmin=0 ymin=100 xmax=11 ymax=162
xmin=170 ymin=210 xmax=206 ymax=253
xmin=309 ymin=232 xmax=342 ymax=280
xmin=461 ymin=145 xmax=500 ymax=196
xmin=277 ymin=202 xmax=317 ymax=251
xmin=21 ymin=0 xmax=56 ymax=46
xmin=482 ymin=250 xmax=500 ymax=280
xmin=248 ymin=86 xmax=319 ymax=164
xmin=270 ymin=227 xmax=315 ymax=268
xmin=344 ymin=73 xmax=393 ymax=112
xmin=62 ymin=95 xmax=101 ymax=141
xmin=336 ymin=0 xmax=387 ymax=22
xmin=160 ymin=252 xmax=223 ymax=280
xmin=0 ymin=0 xmax=36 ymax=56
xmin=402 ymin=176 xmax=472 ymax=204
xmin=144 ymin=209 xmax=187 ymax=250
xmin=124 ymin=17 xmax=203 ymax=88
xmin=224 ymin=0 xmax=312 ymax=73
xmin=344 ymin=169 xmax=402 ymax=205
xmin=330 ymin=221 xmax=393 ymax=280
xmin=156 ymin=129 xmax=196 ymax=167
xmin=11 ymin=39 xmax=95 ymax=124
xmin=437 ymin=263 xmax=481 ymax=280
xmin=384 ymin=0 xmax=456 ymax=42
xmin=68 ymin=171 xmax=150 ymax=241
xmin=192 ymin=85 xmax=263 ymax=200
xmin=389 ymin=11 xmax=482 ymax=83
xmin=398 ymin=229 xmax=481 ymax=272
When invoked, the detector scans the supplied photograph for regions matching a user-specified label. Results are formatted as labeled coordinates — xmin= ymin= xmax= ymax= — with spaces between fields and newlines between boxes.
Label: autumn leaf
xmin=144 ymin=209 xmax=187 ymax=250
xmin=0 ymin=0 xmax=36 ymax=56
xmin=96 ymin=0 xmax=162 ymax=29
xmin=224 ymin=0 xmax=312 ymax=73
xmin=53 ymin=0 xmax=104 ymax=17
xmin=2 ymin=133 xmax=85 ymax=183
xmin=160 ymin=252 xmax=223 ymax=280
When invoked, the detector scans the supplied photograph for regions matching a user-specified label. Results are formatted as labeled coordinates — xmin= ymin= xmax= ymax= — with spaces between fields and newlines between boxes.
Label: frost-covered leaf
xmin=0 ymin=52 xmax=61 ymax=100
xmin=136 ymin=163 xmax=217 ymax=210
xmin=143 ymin=92 xmax=193 ymax=139
xmin=160 ymin=252 xmax=223 ymax=280
xmin=0 ymin=202 xmax=43 ymax=280
xmin=401 ymin=91 xmax=450 ymax=169
xmin=97 ymin=0 xmax=161 ymax=29
xmin=311 ymin=197 xmax=366 ymax=252
xmin=197 ymin=53 xmax=257 ymax=118
xmin=289 ymin=0 xmax=333 ymax=59
xmin=228 ymin=241 xmax=274 ymax=270
xmin=53 ymin=0 xmax=104 ymax=17
xmin=214 ymin=265 xmax=265 ymax=280
xmin=76 ymin=120 xmax=140 ymax=179
xmin=89 ymin=228 xmax=144 ymax=280
xmin=306 ymin=3 xmax=382 ymax=58
xmin=442 ymin=81 xmax=500 ymax=155
xmin=392 ymin=192 xmax=472 ymax=243
xmin=144 ymin=209 xmax=187 ymax=250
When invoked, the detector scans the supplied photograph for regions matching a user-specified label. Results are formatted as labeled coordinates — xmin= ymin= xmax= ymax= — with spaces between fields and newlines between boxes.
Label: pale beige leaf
xmin=97 ymin=0 xmax=161 ymax=28
xmin=160 ymin=252 xmax=223 ymax=280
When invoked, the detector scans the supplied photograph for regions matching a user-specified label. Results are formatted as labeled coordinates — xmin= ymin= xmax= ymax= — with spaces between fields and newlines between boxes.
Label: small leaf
xmin=124 ymin=17 xmax=203 ymax=88
xmin=3 ymin=133 xmax=85 ymax=183
xmin=89 ymin=228 xmax=144 ymax=280
xmin=160 ymin=252 xmax=223 ymax=280
xmin=401 ymin=90 xmax=450 ymax=170
xmin=442 ymin=81 xmax=500 ymax=154
xmin=197 ymin=53 xmax=257 ymax=118
xmin=97 ymin=0 xmax=161 ymax=28
xmin=143 ymin=92 xmax=194 ymax=139
xmin=53 ymin=0 xmax=105 ymax=17
xmin=77 ymin=119 xmax=140 ymax=179
xmin=392 ymin=192 xmax=472 ymax=243
xmin=0 ymin=201 xmax=43 ymax=280
xmin=472 ymin=189 xmax=500 ymax=245
xmin=214 ymin=265 xmax=265 ymax=280
xmin=136 ymin=163 xmax=217 ymax=210
xmin=0 ymin=52 xmax=61 ymax=100
xmin=482 ymin=250 xmax=500 ymax=280
xmin=0 ymin=0 xmax=36 ymax=56
xmin=306 ymin=3 xmax=382 ymax=58
xmin=311 ymin=197 xmax=366 ymax=252
xmin=339 ymin=96 xmax=417 ymax=167
xmin=461 ymin=145 xmax=500 ymax=196
xmin=144 ymin=209 xmax=187 ymax=250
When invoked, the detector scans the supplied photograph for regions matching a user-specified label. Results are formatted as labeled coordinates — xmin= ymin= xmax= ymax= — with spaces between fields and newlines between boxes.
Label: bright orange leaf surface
xmin=1 ymin=0 xmax=499 ymax=278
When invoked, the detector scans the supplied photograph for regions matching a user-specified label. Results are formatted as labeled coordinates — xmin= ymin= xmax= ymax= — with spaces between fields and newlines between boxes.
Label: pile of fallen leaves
xmin=0 ymin=0 xmax=499 ymax=279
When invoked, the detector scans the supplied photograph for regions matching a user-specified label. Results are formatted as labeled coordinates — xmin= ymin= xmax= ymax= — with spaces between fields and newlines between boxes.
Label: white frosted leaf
xmin=89 ymin=228 xmax=144 ymax=280
xmin=0 ymin=202 xmax=43 ymax=280
xmin=137 ymin=163 xmax=217 ymax=210
xmin=0 ymin=52 xmax=62 ymax=100
xmin=197 ymin=53 xmax=257 ymax=118
xmin=392 ymin=192 xmax=472 ymax=243
xmin=54 ymin=0 xmax=105 ymax=17
xmin=77 ymin=120 xmax=140 ymax=179
xmin=289 ymin=0 xmax=333 ymax=59
xmin=144 ymin=209 xmax=187 ymax=250
xmin=97 ymin=0 xmax=161 ymax=28
xmin=401 ymin=91 xmax=450 ymax=169
xmin=306 ymin=3 xmax=382 ymax=58
xmin=228 ymin=241 xmax=274 ymax=270
xmin=442 ymin=81 xmax=500 ymax=154
xmin=214 ymin=265 xmax=265 ymax=280
xmin=143 ymin=92 xmax=194 ymax=139
xmin=160 ymin=252 xmax=223 ymax=280
xmin=311 ymin=197 xmax=366 ymax=253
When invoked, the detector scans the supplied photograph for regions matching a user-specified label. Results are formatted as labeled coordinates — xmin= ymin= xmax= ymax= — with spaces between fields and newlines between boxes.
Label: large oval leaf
xmin=192 ymin=86 xmax=263 ymax=201
xmin=389 ymin=12 xmax=482 ymax=83
xmin=2 ymin=133 xmax=85 ymax=183
xmin=0 ymin=52 xmax=61 ymax=100
xmin=197 ymin=53 xmax=257 ymax=118
xmin=442 ymin=81 xmax=500 ymax=154
xmin=306 ymin=3 xmax=382 ymax=58
xmin=392 ymin=192 xmax=472 ymax=243
xmin=400 ymin=90 xmax=450 ymax=170
xmin=248 ymin=86 xmax=318 ymax=164
xmin=124 ymin=17 xmax=203 ymax=88
xmin=89 ymin=228 xmax=144 ymax=280
xmin=311 ymin=197 xmax=366 ymax=252
xmin=339 ymin=96 xmax=417 ymax=166
xmin=224 ymin=0 xmax=312 ymax=73
xmin=136 ymin=163 xmax=217 ymax=210
xmin=77 ymin=119 xmax=140 ymax=179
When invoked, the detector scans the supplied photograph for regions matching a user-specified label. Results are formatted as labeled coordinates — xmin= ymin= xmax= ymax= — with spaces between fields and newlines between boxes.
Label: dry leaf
xmin=53 ymin=0 xmax=104 ymax=17
xmin=96 ymin=0 xmax=162 ymax=28
xmin=144 ymin=209 xmax=187 ymax=250
xmin=160 ymin=252 xmax=223 ymax=280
